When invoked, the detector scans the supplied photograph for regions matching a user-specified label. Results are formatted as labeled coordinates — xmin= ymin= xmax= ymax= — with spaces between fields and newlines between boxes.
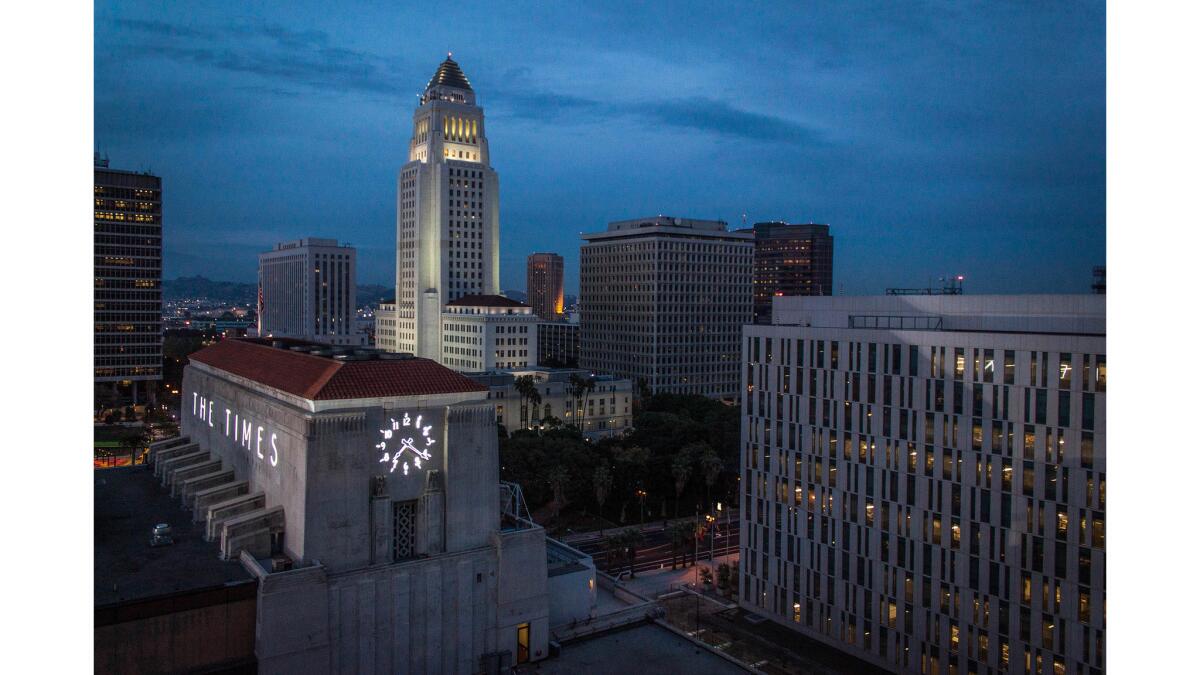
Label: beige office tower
xmin=378 ymin=56 xmax=501 ymax=358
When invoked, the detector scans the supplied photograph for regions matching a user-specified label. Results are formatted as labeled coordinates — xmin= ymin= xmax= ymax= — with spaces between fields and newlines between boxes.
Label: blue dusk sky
xmin=94 ymin=1 xmax=1105 ymax=295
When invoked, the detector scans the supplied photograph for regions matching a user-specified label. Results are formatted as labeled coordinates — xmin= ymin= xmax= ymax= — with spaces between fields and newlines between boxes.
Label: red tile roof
xmin=188 ymin=339 xmax=486 ymax=400
xmin=444 ymin=294 xmax=529 ymax=308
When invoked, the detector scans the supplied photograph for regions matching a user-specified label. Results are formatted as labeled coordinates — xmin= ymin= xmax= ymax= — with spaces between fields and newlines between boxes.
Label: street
xmin=568 ymin=516 xmax=740 ymax=575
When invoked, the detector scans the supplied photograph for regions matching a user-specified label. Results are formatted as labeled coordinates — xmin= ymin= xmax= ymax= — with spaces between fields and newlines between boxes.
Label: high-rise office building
xmin=380 ymin=56 xmax=500 ymax=359
xmin=747 ymin=221 xmax=833 ymax=324
xmin=527 ymin=253 xmax=564 ymax=320
xmin=740 ymin=295 xmax=1105 ymax=675
xmin=258 ymin=238 xmax=364 ymax=346
xmin=94 ymin=154 xmax=163 ymax=403
xmin=580 ymin=216 xmax=753 ymax=400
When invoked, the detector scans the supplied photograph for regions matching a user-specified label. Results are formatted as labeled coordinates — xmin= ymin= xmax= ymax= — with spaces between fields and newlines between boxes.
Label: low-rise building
xmin=95 ymin=338 xmax=561 ymax=673
xmin=374 ymin=301 xmax=397 ymax=350
xmin=468 ymin=367 xmax=633 ymax=439
xmin=441 ymin=294 xmax=539 ymax=372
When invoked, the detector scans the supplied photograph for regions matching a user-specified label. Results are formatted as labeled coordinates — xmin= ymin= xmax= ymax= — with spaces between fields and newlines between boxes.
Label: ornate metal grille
xmin=392 ymin=500 xmax=417 ymax=561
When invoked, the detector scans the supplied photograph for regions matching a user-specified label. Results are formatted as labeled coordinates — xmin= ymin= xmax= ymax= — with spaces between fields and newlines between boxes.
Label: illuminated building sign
xmin=192 ymin=392 xmax=280 ymax=468
xmin=377 ymin=412 xmax=435 ymax=477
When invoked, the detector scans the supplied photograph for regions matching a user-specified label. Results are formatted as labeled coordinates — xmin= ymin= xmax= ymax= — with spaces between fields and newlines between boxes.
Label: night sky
xmin=94 ymin=1 xmax=1105 ymax=296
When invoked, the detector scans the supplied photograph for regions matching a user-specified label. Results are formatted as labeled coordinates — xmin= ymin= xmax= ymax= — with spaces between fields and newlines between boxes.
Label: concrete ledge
xmin=158 ymin=450 xmax=209 ymax=486
xmin=169 ymin=459 xmax=222 ymax=497
xmin=153 ymin=443 xmax=198 ymax=478
xmin=193 ymin=481 xmax=249 ymax=523
xmin=147 ymin=435 xmax=188 ymax=464
xmin=653 ymin=618 xmax=760 ymax=674
xmin=206 ymin=492 xmax=266 ymax=541
xmin=220 ymin=505 xmax=284 ymax=560
xmin=552 ymin=603 xmax=659 ymax=643
xmin=179 ymin=469 xmax=235 ymax=506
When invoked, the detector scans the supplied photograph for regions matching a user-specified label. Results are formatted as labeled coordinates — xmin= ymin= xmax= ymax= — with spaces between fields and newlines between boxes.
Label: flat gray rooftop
xmin=94 ymin=465 xmax=252 ymax=607
xmin=522 ymin=622 xmax=744 ymax=674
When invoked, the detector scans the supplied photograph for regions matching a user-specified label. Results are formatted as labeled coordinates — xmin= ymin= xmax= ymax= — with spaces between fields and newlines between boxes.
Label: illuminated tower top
xmin=422 ymin=54 xmax=475 ymax=105
xmin=407 ymin=55 xmax=488 ymax=165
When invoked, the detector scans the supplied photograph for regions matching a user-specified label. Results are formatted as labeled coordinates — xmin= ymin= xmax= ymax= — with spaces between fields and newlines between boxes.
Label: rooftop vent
xmin=150 ymin=522 xmax=174 ymax=547
xmin=378 ymin=352 xmax=415 ymax=360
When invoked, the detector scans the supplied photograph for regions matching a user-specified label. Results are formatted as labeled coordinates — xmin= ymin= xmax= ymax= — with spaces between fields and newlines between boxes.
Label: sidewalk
xmin=621 ymin=551 xmax=739 ymax=598
xmin=561 ymin=509 xmax=741 ymax=546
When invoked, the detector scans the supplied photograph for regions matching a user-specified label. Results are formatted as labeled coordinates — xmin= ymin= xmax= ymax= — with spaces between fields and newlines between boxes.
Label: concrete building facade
xmin=537 ymin=321 xmax=580 ymax=368
xmin=258 ymin=238 xmax=364 ymax=346
xmin=166 ymin=338 xmax=553 ymax=672
xmin=380 ymin=56 xmax=501 ymax=360
xmin=740 ymin=295 xmax=1105 ymax=675
xmin=580 ymin=216 xmax=753 ymax=400
xmin=746 ymin=221 xmax=834 ymax=324
xmin=527 ymin=252 xmax=565 ymax=320
xmin=440 ymin=295 xmax=539 ymax=372
xmin=468 ymin=368 xmax=633 ymax=439
xmin=94 ymin=155 xmax=163 ymax=403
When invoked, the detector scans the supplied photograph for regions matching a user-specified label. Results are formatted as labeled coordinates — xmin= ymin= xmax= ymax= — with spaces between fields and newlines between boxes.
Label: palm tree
xmin=567 ymin=373 xmax=587 ymax=430
xmin=547 ymin=465 xmax=569 ymax=519
xmin=604 ymin=533 xmax=623 ymax=573
xmin=514 ymin=375 xmax=541 ymax=429
xmin=699 ymin=446 xmax=723 ymax=511
xmin=593 ymin=465 xmax=613 ymax=534
xmin=668 ymin=520 xmax=693 ymax=570
xmin=671 ymin=451 xmax=693 ymax=517
xmin=569 ymin=373 xmax=596 ymax=433
xmin=619 ymin=528 xmax=645 ymax=578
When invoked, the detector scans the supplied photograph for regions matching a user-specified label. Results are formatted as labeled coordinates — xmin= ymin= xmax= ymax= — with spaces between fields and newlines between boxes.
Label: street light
xmin=706 ymin=513 xmax=716 ymax=562
xmin=636 ymin=489 xmax=647 ymax=527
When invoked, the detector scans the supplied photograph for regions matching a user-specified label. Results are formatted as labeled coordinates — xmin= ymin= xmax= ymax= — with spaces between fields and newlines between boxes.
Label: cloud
xmin=634 ymin=98 xmax=823 ymax=144
xmin=106 ymin=17 xmax=407 ymax=98
xmin=109 ymin=17 xmax=823 ymax=147
xmin=495 ymin=89 xmax=822 ymax=146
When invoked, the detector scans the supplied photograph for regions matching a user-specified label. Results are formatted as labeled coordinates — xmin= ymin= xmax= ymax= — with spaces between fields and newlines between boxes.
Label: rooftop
xmin=583 ymin=216 xmax=753 ymax=242
xmin=607 ymin=216 xmax=727 ymax=232
xmin=771 ymin=294 xmax=1106 ymax=336
xmin=188 ymin=338 xmax=486 ymax=400
xmin=546 ymin=538 xmax=593 ymax=578
xmin=445 ymin=294 xmax=529 ymax=308
xmin=516 ymin=622 xmax=742 ymax=674
xmin=426 ymin=55 xmax=472 ymax=91
xmin=94 ymin=465 xmax=252 ymax=607
xmin=466 ymin=367 xmax=627 ymax=387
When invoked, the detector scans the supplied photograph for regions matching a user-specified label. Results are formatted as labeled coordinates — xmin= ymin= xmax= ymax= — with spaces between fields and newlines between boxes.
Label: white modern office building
xmin=740 ymin=295 xmax=1105 ymax=675
xmin=440 ymin=295 xmax=539 ymax=372
xmin=258 ymin=238 xmax=364 ymax=346
xmin=377 ymin=56 xmax=501 ymax=360
xmin=580 ymin=216 xmax=753 ymax=400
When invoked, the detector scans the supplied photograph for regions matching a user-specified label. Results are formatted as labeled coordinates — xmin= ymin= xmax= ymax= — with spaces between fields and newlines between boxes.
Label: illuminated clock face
xmin=376 ymin=412 xmax=436 ymax=476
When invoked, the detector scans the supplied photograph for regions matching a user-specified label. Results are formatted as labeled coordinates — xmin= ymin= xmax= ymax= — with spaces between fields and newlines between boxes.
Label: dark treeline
xmin=499 ymin=393 xmax=740 ymax=532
